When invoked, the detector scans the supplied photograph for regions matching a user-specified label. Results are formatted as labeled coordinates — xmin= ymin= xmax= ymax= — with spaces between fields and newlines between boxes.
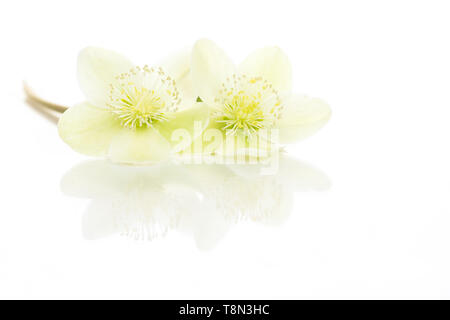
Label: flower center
xmin=213 ymin=74 xmax=283 ymax=136
xmin=108 ymin=66 xmax=180 ymax=129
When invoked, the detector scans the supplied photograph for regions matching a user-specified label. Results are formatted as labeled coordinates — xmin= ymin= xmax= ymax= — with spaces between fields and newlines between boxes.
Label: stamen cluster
xmin=108 ymin=66 xmax=180 ymax=129
xmin=213 ymin=74 xmax=283 ymax=136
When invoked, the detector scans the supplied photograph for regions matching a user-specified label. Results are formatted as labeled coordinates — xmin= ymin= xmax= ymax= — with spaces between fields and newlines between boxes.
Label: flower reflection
xmin=61 ymin=155 xmax=330 ymax=250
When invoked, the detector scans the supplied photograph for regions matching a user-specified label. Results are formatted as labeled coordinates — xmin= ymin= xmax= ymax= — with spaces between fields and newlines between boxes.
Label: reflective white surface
xmin=1 ymin=0 xmax=450 ymax=299
xmin=61 ymin=156 xmax=330 ymax=250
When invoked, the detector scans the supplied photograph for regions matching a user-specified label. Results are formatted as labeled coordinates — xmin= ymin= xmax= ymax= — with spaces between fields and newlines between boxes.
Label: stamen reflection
xmin=61 ymin=155 xmax=330 ymax=250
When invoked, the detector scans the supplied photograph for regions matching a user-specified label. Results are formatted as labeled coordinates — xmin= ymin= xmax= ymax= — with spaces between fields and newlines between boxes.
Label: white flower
xmin=190 ymin=39 xmax=331 ymax=156
xmin=58 ymin=47 xmax=208 ymax=164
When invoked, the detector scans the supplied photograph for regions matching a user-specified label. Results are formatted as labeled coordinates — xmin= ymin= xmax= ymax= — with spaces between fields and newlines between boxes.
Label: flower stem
xmin=23 ymin=82 xmax=68 ymax=113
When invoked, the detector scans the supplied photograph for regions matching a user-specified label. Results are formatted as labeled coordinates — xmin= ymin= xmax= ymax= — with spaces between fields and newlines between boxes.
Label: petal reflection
xmin=61 ymin=155 xmax=330 ymax=250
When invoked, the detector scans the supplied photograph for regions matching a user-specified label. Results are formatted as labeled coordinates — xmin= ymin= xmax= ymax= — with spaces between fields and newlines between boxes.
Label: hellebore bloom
xmin=190 ymin=39 xmax=331 ymax=157
xmin=58 ymin=47 xmax=208 ymax=164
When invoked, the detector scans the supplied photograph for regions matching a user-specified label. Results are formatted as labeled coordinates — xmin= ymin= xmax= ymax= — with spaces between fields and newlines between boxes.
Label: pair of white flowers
xmin=58 ymin=39 xmax=331 ymax=164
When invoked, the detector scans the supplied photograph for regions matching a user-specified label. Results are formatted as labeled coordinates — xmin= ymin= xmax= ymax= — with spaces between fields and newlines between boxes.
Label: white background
xmin=1 ymin=0 xmax=450 ymax=299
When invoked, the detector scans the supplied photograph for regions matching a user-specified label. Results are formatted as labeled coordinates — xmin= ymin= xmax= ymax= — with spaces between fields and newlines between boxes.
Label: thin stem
xmin=23 ymin=82 xmax=68 ymax=113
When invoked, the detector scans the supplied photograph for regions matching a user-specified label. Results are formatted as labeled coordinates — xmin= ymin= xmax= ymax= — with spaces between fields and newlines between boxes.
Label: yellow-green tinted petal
xmin=191 ymin=39 xmax=236 ymax=103
xmin=157 ymin=103 xmax=210 ymax=151
xmin=174 ymin=117 xmax=222 ymax=159
xmin=178 ymin=118 xmax=278 ymax=159
xmin=58 ymin=102 xmax=122 ymax=156
xmin=108 ymin=127 xmax=171 ymax=164
xmin=215 ymin=130 xmax=277 ymax=159
xmin=277 ymin=95 xmax=331 ymax=143
xmin=77 ymin=47 xmax=134 ymax=106
xmin=239 ymin=46 xmax=292 ymax=93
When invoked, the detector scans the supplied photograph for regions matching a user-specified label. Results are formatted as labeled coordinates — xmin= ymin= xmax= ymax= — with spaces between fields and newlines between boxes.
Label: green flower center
xmin=214 ymin=75 xmax=283 ymax=136
xmin=108 ymin=66 xmax=180 ymax=129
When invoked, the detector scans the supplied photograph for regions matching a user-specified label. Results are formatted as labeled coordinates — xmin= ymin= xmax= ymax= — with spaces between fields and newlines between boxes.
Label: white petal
xmin=191 ymin=39 xmax=236 ymax=103
xmin=177 ymin=73 xmax=196 ymax=107
xmin=159 ymin=48 xmax=191 ymax=82
xmin=58 ymin=102 xmax=122 ymax=156
xmin=160 ymin=48 xmax=195 ymax=105
xmin=77 ymin=47 xmax=134 ymax=106
xmin=277 ymin=95 xmax=331 ymax=143
xmin=108 ymin=127 xmax=171 ymax=164
xmin=239 ymin=46 xmax=292 ymax=93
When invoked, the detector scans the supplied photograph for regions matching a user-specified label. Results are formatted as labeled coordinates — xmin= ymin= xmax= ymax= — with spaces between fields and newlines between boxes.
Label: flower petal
xmin=172 ymin=117 xmax=223 ymax=161
xmin=108 ymin=127 xmax=171 ymax=164
xmin=156 ymin=103 xmax=210 ymax=151
xmin=191 ymin=39 xmax=236 ymax=103
xmin=277 ymin=95 xmax=331 ymax=143
xmin=58 ymin=102 xmax=122 ymax=156
xmin=160 ymin=48 xmax=195 ymax=105
xmin=215 ymin=131 xmax=276 ymax=159
xmin=77 ymin=47 xmax=134 ymax=106
xmin=239 ymin=46 xmax=292 ymax=93
xmin=159 ymin=48 xmax=190 ymax=82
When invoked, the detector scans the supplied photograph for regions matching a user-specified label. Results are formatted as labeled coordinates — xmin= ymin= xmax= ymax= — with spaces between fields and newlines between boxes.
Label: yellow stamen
xmin=108 ymin=66 xmax=180 ymax=129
